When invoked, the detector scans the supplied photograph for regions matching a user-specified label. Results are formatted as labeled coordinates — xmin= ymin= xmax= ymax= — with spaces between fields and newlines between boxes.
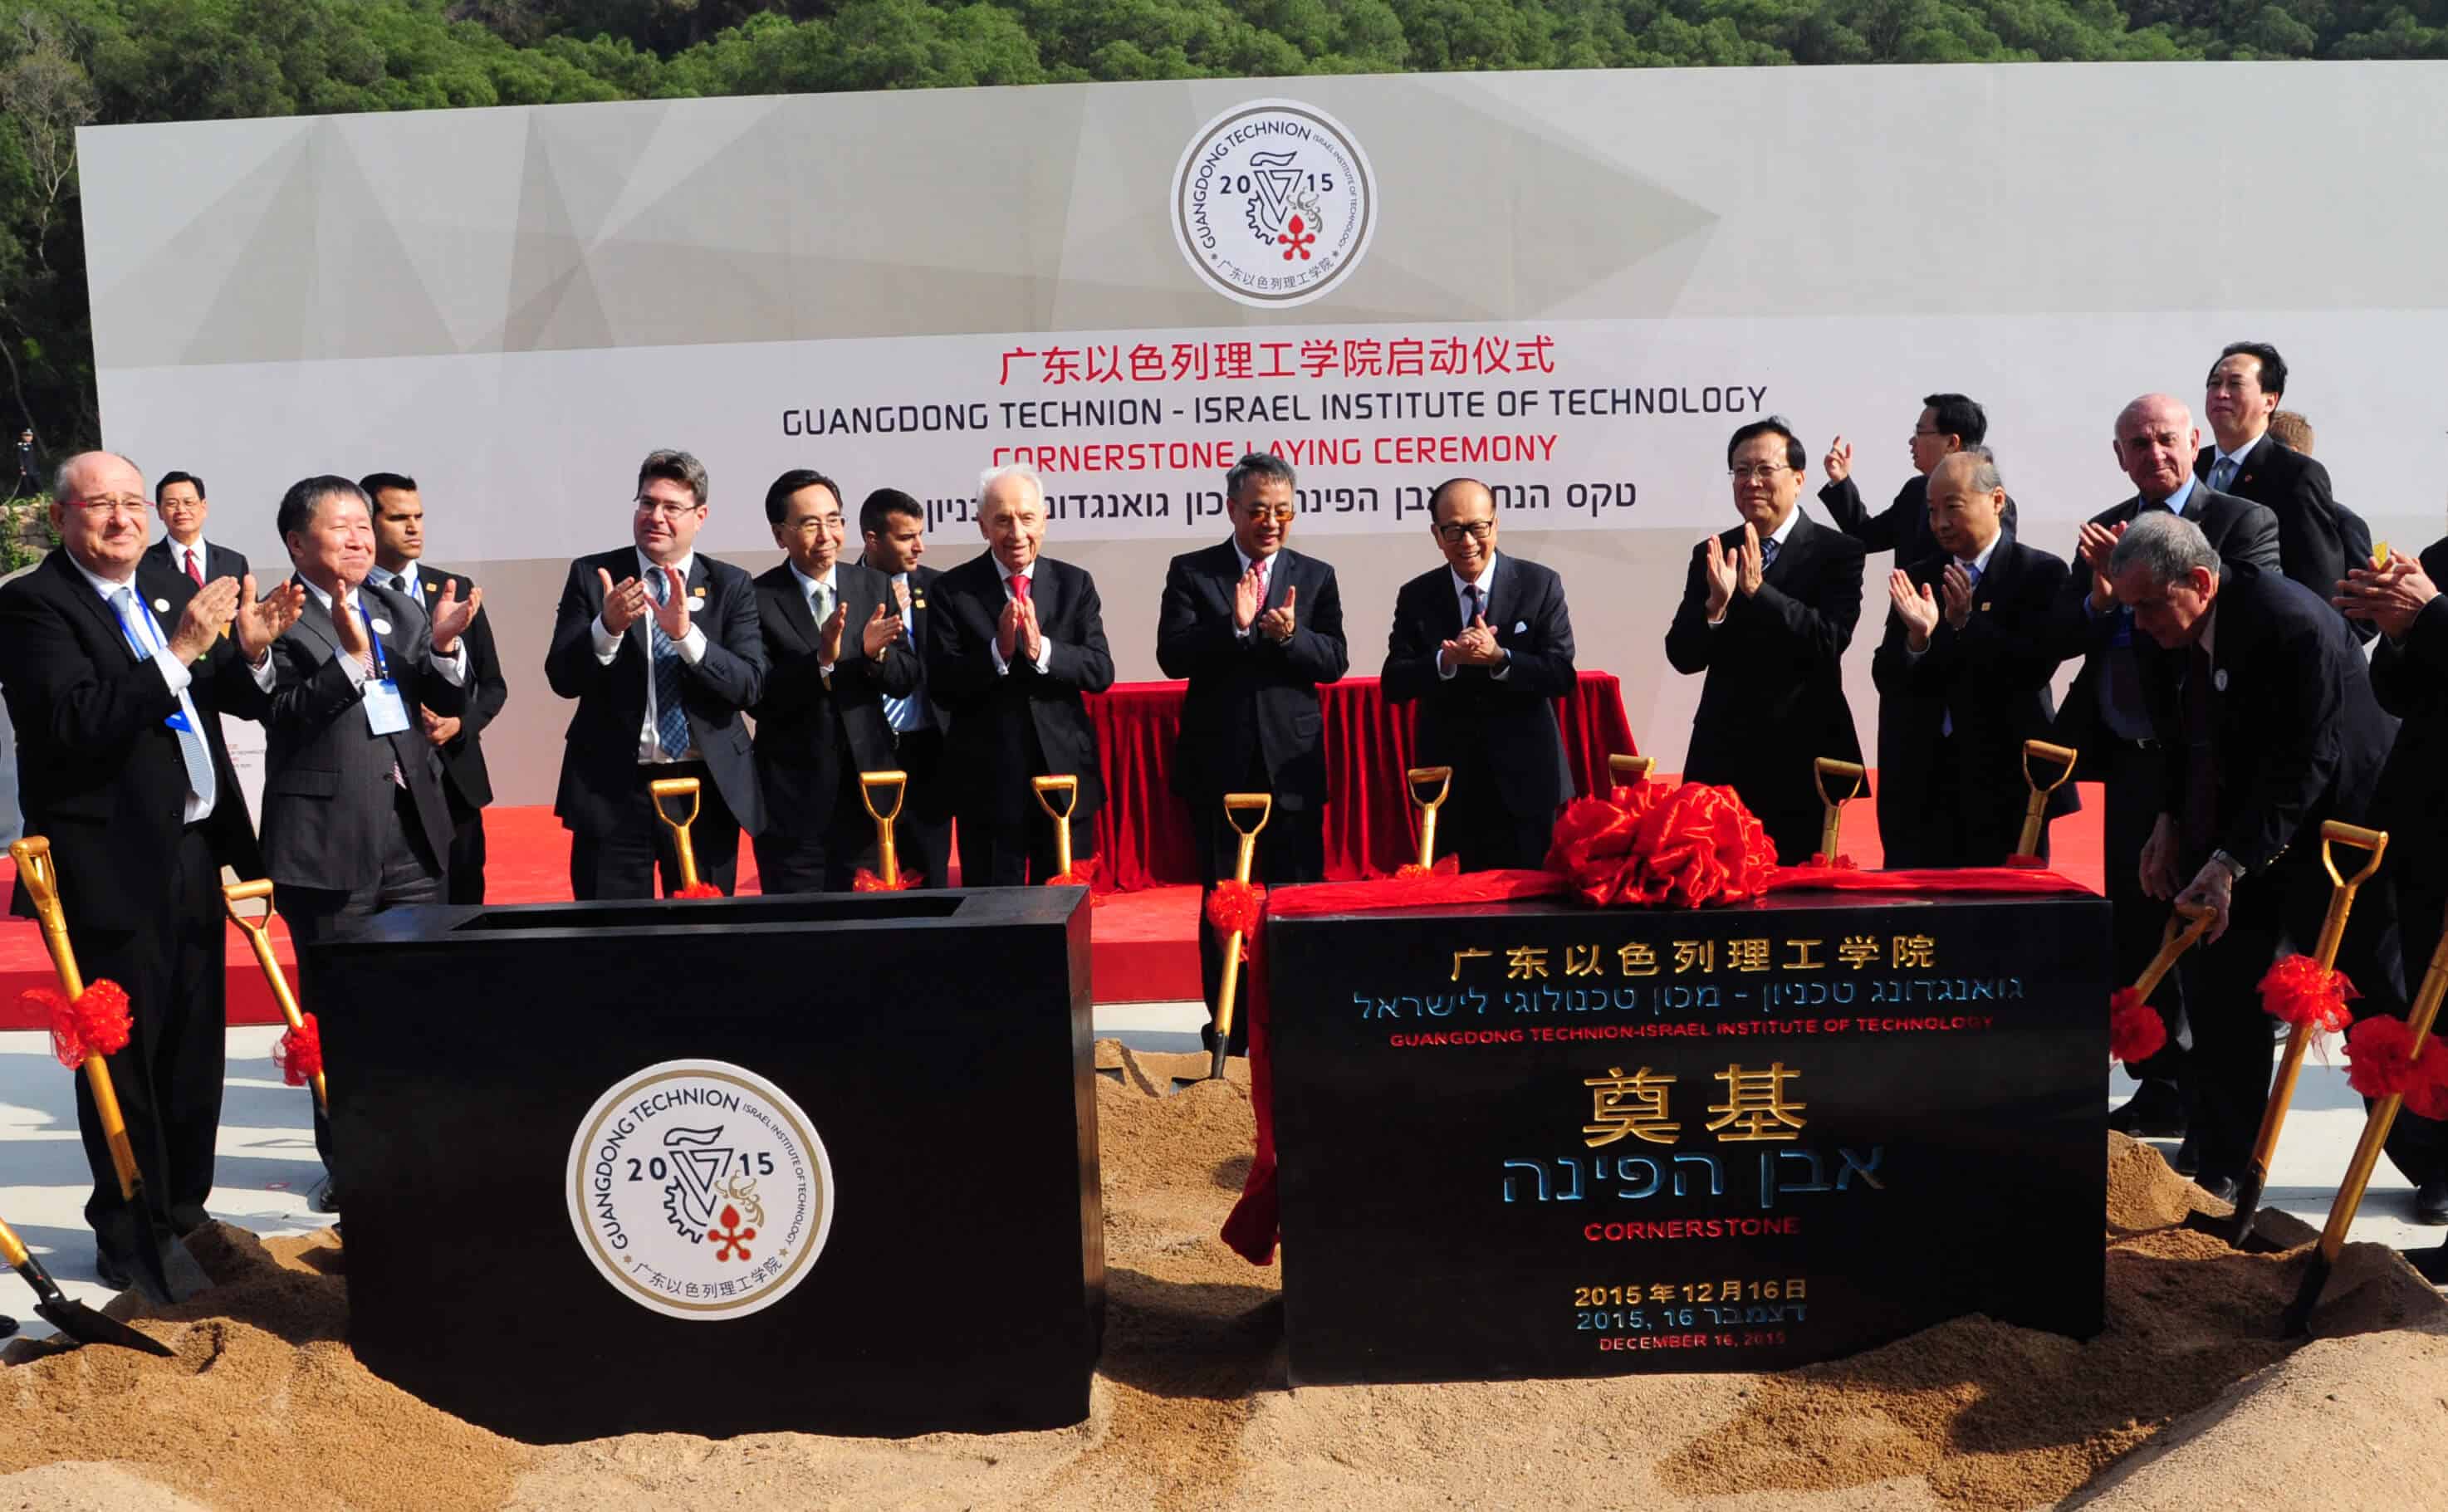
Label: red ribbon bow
xmin=1395 ymin=855 xmax=1460 ymax=880
xmin=2108 ymin=986 xmax=2168 ymax=1064
xmin=31 ymin=980 xmax=134 ymax=1069
xmin=852 ymin=868 xmax=923 ymax=892
xmin=673 ymin=882 xmax=723 ymax=898
xmin=1544 ymin=780 xmax=1775 ymax=909
xmin=274 ymin=1013 xmax=325 ymax=1086
xmin=2257 ymin=954 xmax=2358 ymax=1034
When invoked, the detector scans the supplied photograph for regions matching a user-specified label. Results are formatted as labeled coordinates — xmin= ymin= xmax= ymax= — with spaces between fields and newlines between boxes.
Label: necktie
xmin=184 ymin=550 xmax=203 ymax=586
xmin=1011 ymin=572 xmax=1031 ymax=604
xmin=2209 ymin=457 xmax=2237 ymax=492
xmin=645 ymin=570 xmax=691 ymax=758
xmin=1462 ymin=581 xmax=1482 ymax=625
xmin=113 ymin=587 xmax=214 ymax=810
xmin=810 ymin=579 xmax=833 ymax=641
xmin=1941 ymin=560 xmax=1982 ymax=737
xmin=1255 ymin=555 xmax=1272 ymax=605
xmin=350 ymin=595 xmax=408 ymax=789
xmin=1760 ymin=536 xmax=1781 ymax=570
xmin=883 ymin=575 xmax=922 ymax=732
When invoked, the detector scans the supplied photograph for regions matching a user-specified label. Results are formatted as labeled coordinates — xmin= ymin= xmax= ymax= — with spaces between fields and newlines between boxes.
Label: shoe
xmin=2416 ymin=1177 xmax=2448 ymax=1225
xmin=94 ymin=1247 xmax=135 ymax=1292
xmin=309 ymin=1177 xmax=340 ymax=1216
xmin=2108 ymin=1081 xmax=2186 ymax=1139
xmin=0 ymin=1314 xmax=16 ymax=1339
xmin=2196 ymin=1174 xmax=2240 ymax=1205
xmin=2175 ymin=1133 xmax=2201 ymax=1177
xmin=2406 ymin=1245 xmax=2448 ymax=1285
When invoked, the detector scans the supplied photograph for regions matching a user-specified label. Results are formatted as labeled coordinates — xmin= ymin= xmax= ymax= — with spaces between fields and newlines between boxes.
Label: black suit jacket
xmin=262 ymin=578 xmax=467 ymax=893
xmin=544 ymin=548 xmax=766 ymax=839
xmin=2143 ymin=563 xmax=2393 ymax=875
xmin=141 ymin=536 xmax=250 ymax=588
xmin=924 ymin=553 xmax=1114 ymax=824
xmin=750 ymin=561 xmax=919 ymax=841
xmin=0 ymin=550 xmax=268 ymax=929
xmin=1156 ymin=541 xmax=1349 ymax=810
xmin=2196 ymin=436 xmax=2375 ymax=641
xmin=1382 ymin=553 xmax=1577 ymax=819
xmin=1868 ymin=531 xmax=2076 ymax=865
xmin=1818 ymin=473 xmax=2017 ymax=564
xmin=1664 ymin=514 xmax=1865 ymax=844
xmin=384 ymin=564 xmax=507 ymax=811
xmin=2368 ymin=537 xmax=2448 ymax=873
xmin=2045 ymin=486 xmax=2282 ymax=752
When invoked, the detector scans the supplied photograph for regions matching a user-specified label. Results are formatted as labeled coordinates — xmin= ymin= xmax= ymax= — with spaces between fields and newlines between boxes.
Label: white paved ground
xmin=1 ymin=1014 xmax=2436 ymax=1343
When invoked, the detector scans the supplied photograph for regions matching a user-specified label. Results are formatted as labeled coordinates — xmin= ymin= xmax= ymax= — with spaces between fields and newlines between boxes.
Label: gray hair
xmin=1938 ymin=444 xmax=2004 ymax=496
xmin=2108 ymin=510 xmax=2221 ymax=587
xmin=977 ymin=462 xmax=1045 ymax=508
xmin=1225 ymin=451 xmax=1295 ymax=502
xmin=637 ymin=448 xmax=709 ymax=509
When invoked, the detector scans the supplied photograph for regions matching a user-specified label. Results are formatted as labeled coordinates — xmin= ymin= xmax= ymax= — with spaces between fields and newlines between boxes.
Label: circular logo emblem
xmin=1172 ymin=99 xmax=1377 ymax=308
xmin=565 ymin=1059 xmax=835 ymax=1321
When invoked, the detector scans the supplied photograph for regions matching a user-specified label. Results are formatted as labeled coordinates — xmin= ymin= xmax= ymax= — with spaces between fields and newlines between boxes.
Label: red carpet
xmin=0 ymin=780 xmax=2103 ymax=1027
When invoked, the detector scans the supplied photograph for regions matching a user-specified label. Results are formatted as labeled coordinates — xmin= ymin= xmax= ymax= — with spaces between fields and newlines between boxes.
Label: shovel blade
xmin=33 ymin=1298 xmax=174 ymax=1357
xmin=1171 ymin=1041 xmax=1232 ymax=1093
xmin=121 ymin=1229 xmax=212 ymax=1308
xmin=2177 ymin=1206 xmax=2289 ymax=1254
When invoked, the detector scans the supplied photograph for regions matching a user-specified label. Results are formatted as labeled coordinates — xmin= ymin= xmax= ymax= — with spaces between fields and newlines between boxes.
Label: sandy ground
xmin=6 ymin=1044 xmax=2447 ymax=1511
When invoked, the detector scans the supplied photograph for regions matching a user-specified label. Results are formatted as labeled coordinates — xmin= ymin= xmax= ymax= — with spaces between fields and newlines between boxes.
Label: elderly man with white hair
xmin=923 ymin=464 xmax=1114 ymax=886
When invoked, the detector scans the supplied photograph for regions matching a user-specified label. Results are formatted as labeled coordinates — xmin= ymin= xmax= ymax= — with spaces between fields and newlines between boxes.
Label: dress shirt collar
xmin=299 ymin=574 xmax=364 ymax=615
xmin=2215 ymin=430 xmax=2264 ymax=475
xmin=1765 ymin=507 xmax=1801 ymax=550
xmin=999 ymin=560 xmax=1037 ymax=595
xmin=2151 ymin=473 xmax=2201 ymax=516
xmin=1449 ymin=550 xmax=1499 ymax=599
xmin=789 ymin=560 xmax=839 ymax=599
xmin=1236 ymin=543 xmax=1284 ymax=578
xmin=66 ymin=551 xmax=140 ymax=596
xmin=637 ymin=548 xmax=695 ymax=587
xmin=1956 ymin=532 xmax=2001 ymax=576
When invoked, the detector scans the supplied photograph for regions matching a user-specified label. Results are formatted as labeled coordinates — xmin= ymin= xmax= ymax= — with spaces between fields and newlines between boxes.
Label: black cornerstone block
xmin=1266 ymin=890 xmax=2110 ymax=1385
xmin=308 ymin=887 xmax=1099 ymax=1441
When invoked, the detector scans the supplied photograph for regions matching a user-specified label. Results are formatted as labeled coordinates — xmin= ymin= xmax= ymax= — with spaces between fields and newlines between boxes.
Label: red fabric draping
xmin=1220 ymin=861 xmax=2093 ymax=1265
xmin=1084 ymin=673 xmax=1638 ymax=893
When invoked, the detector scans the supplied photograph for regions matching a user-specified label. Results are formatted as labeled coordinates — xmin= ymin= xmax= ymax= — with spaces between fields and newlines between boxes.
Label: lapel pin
xmin=370 ymin=618 xmax=393 ymax=636
xmin=1980 ymin=601 xmax=1993 ymax=611
xmin=2214 ymin=668 xmax=2229 ymax=692
xmin=152 ymin=598 xmax=170 ymax=614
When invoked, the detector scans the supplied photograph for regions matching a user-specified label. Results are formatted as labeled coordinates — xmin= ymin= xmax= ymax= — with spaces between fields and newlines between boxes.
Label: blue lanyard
xmin=357 ymin=598 xmax=390 ymax=678
xmin=107 ymin=590 xmax=195 ymax=733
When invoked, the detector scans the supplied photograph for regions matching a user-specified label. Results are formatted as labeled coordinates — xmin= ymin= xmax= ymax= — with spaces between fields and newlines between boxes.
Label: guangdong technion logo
xmin=1172 ymin=99 xmax=1378 ymax=309
xmin=565 ymin=1059 xmax=835 ymax=1321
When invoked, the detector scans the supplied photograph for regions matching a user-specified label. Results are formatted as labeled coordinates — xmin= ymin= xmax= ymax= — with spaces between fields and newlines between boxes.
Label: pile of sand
xmin=6 ymin=1050 xmax=2446 ymax=1510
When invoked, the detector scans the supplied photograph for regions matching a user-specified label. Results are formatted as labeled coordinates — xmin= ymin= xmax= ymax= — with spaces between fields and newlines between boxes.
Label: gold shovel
xmin=1178 ymin=793 xmax=1273 ymax=1089
xmin=1032 ymin=775 xmax=1080 ymax=880
xmin=2216 ymin=821 xmax=2387 ymax=1249
xmin=220 ymin=881 xmax=327 ymax=1116
xmin=859 ymin=771 xmax=909 ymax=888
xmin=1813 ymin=759 xmax=1867 ymax=861
xmin=2012 ymin=741 xmax=2081 ymax=861
xmin=1406 ymin=766 xmax=1453 ymax=869
xmin=649 ymin=776 xmax=712 ymax=893
xmin=8 ymin=838 xmax=209 ymax=1304
xmin=2287 ymin=890 xmax=2448 ymax=1333
xmin=1608 ymin=754 xmax=1656 ymax=789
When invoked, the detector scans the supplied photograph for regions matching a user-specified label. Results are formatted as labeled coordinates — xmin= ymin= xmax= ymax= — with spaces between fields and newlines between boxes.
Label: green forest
xmin=3 ymin=0 xmax=2443 ymax=458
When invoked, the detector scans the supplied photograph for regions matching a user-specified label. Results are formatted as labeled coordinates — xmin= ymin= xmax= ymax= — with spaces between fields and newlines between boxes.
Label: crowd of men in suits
xmin=2 ymin=334 xmax=2445 ymax=1318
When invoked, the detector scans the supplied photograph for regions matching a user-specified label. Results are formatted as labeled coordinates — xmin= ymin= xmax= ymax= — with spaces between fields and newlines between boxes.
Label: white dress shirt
xmin=591 ymin=549 xmax=708 ymax=763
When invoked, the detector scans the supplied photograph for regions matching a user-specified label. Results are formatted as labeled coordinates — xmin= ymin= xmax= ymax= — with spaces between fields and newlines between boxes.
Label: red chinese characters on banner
xmin=998 ymin=335 xmax=1559 ymax=387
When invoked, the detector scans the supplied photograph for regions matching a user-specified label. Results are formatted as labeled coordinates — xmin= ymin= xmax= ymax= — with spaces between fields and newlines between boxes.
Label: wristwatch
xmin=2209 ymin=849 xmax=2246 ymax=883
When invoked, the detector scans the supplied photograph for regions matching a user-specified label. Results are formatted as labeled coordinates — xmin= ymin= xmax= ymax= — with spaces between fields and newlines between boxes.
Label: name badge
xmin=363 ymin=678 xmax=411 ymax=735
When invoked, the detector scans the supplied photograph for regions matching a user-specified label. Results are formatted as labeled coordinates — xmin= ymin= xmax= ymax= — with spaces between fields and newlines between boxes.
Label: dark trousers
xmin=958 ymin=801 xmax=1101 ymax=888
xmin=1748 ymin=792 xmax=1823 ymax=872
xmin=1437 ymin=776 xmax=1554 ymax=873
xmin=1887 ymin=740 xmax=2041 ymax=869
xmin=281 ymin=788 xmax=446 ymax=1172
xmin=70 ymin=825 xmax=226 ymax=1260
xmin=815 ymin=727 xmax=957 ymax=891
xmin=445 ymin=787 xmax=487 ymax=905
xmin=2103 ymin=739 xmax=2191 ymax=1083
xmin=750 ymin=780 xmax=874 ymax=895
xmin=1194 ymin=797 xmax=1326 ymax=1055
xmin=569 ymin=761 xmax=742 ymax=899
xmin=2180 ymin=847 xmax=2409 ymax=1183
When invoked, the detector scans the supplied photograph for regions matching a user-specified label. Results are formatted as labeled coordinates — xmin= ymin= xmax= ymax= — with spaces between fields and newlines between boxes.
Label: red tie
xmin=1256 ymin=556 xmax=1272 ymax=602
xmin=185 ymin=550 xmax=203 ymax=586
xmin=1011 ymin=573 xmax=1031 ymax=603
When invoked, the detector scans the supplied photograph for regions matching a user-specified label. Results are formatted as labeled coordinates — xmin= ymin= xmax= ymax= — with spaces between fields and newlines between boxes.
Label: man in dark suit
xmin=2198 ymin=341 xmax=2374 ymax=640
xmin=2055 ymin=394 xmax=2283 ymax=1150
xmin=1665 ymin=418 xmax=1865 ymax=866
xmin=262 ymin=476 xmax=480 ymax=1210
xmin=2341 ymin=543 xmax=2448 ymax=1226
xmin=750 ymin=469 xmax=919 ymax=893
xmin=362 ymin=472 xmax=508 ymax=904
xmin=1870 ymin=451 xmax=2073 ymax=866
xmin=1158 ymin=452 xmax=1349 ymax=1054
xmin=926 ymin=464 xmax=1114 ymax=885
xmin=1818 ymin=393 xmax=2016 ymax=566
xmin=1383 ymin=477 xmax=1577 ymax=870
xmin=546 ymin=449 xmax=766 ymax=898
xmin=142 ymin=471 xmax=249 ymax=587
xmin=2114 ymin=513 xmax=2406 ymax=1202
xmin=0 ymin=452 xmax=301 ymax=1285
xmin=855 ymin=488 xmax=952 ymax=888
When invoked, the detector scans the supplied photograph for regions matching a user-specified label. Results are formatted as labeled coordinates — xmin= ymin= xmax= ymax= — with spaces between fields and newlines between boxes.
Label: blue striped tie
xmin=645 ymin=571 xmax=690 ymax=757
xmin=882 ymin=573 xmax=924 ymax=732
xmin=113 ymin=587 xmax=215 ymax=808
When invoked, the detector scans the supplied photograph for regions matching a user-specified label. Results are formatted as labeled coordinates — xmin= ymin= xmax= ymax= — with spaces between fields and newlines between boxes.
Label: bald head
xmin=2113 ymin=394 xmax=2199 ymax=506
xmin=50 ymin=451 xmax=152 ymax=581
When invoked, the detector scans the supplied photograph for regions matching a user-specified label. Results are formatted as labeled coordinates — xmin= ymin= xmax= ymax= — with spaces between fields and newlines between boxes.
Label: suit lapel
xmin=1765 ymin=516 xmax=1808 ymax=589
xmin=1030 ymin=557 xmax=1062 ymax=632
xmin=1483 ymin=552 xmax=1517 ymax=636
xmin=293 ymin=574 xmax=347 ymax=662
xmin=776 ymin=570 xmax=820 ymax=651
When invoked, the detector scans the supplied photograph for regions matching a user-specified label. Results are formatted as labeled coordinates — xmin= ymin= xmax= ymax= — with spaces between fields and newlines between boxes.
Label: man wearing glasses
xmin=1818 ymin=394 xmax=2015 ymax=567
xmin=1666 ymin=418 xmax=1867 ymax=866
xmin=0 ymin=453 xmax=302 ymax=1287
xmin=1383 ymin=477 xmax=1578 ymax=870
xmin=545 ymin=449 xmax=766 ymax=898
xmin=1158 ymin=452 xmax=1349 ymax=1054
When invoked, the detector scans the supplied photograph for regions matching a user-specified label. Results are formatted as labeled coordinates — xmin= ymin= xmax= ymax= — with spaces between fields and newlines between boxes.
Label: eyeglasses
xmin=1238 ymin=505 xmax=1297 ymax=524
xmin=1912 ymin=427 xmax=1944 ymax=438
xmin=1436 ymin=520 xmax=1495 ymax=543
xmin=788 ymin=516 xmax=845 ymax=535
xmin=634 ymin=497 xmax=703 ymax=519
xmin=64 ymin=496 xmax=149 ymax=519
xmin=1728 ymin=464 xmax=1791 ymax=483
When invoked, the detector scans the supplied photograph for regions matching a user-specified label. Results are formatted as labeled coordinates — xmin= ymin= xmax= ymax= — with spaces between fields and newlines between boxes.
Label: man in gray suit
xmin=261 ymin=475 xmax=479 ymax=1210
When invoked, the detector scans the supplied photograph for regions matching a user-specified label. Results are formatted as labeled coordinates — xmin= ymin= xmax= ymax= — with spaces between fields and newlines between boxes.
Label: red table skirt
xmin=1084 ymin=673 xmax=1638 ymax=893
